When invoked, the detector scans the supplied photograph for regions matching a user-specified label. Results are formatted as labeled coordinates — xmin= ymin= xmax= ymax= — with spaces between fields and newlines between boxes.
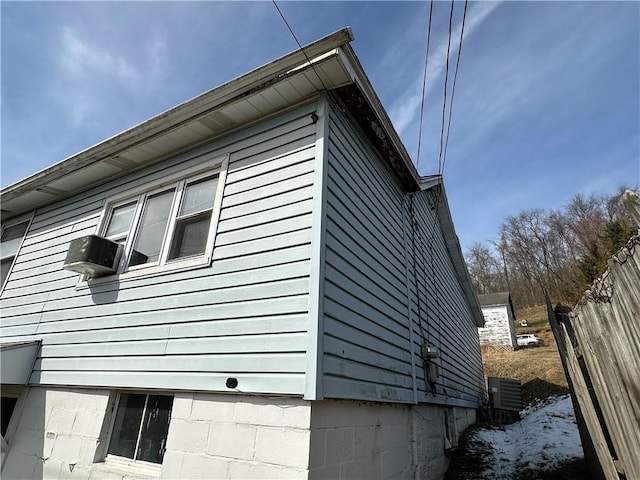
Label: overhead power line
xmin=437 ymin=0 xmax=456 ymax=177
xmin=442 ymin=0 xmax=469 ymax=176
xmin=271 ymin=0 xmax=329 ymax=91
xmin=416 ymin=0 xmax=435 ymax=173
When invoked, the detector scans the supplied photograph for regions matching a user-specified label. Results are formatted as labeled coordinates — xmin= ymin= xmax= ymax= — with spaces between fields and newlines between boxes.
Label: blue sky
xmin=2 ymin=1 xmax=638 ymax=252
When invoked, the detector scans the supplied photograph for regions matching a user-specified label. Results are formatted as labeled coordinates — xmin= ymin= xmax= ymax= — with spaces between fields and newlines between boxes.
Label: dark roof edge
xmin=336 ymin=45 xmax=421 ymax=190
xmin=478 ymin=292 xmax=512 ymax=306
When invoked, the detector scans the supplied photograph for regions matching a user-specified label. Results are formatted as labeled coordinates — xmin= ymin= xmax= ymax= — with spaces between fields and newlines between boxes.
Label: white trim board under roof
xmin=1 ymin=27 xmax=422 ymax=218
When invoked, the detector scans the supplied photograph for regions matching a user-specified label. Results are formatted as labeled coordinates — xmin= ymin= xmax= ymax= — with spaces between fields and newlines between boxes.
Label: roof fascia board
xmin=336 ymin=45 xmax=421 ymax=188
xmin=1 ymin=28 xmax=354 ymax=199
xmin=418 ymin=175 xmax=442 ymax=191
xmin=434 ymin=184 xmax=485 ymax=327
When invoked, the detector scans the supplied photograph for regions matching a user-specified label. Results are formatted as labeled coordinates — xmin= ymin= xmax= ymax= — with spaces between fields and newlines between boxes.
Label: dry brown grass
xmin=515 ymin=304 xmax=549 ymax=332
xmin=482 ymin=309 xmax=569 ymax=405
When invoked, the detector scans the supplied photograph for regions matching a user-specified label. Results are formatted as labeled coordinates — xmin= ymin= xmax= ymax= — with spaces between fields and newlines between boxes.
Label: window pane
xmin=130 ymin=189 xmax=175 ymax=266
xmin=1 ymin=396 xmax=18 ymax=437
xmin=105 ymin=202 xmax=136 ymax=238
xmin=136 ymin=395 xmax=173 ymax=464
xmin=107 ymin=393 xmax=146 ymax=459
xmin=1 ymin=222 xmax=29 ymax=259
xmin=180 ymin=177 xmax=217 ymax=216
xmin=1 ymin=257 xmax=13 ymax=286
xmin=168 ymin=212 xmax=212 ymax=260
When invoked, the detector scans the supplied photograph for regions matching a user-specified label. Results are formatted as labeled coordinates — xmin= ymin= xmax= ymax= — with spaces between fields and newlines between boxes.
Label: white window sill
xmin=94 ymin=455 xmax=162 ymax=478
xmin=75 ymin=256 xmax=211 ymax=290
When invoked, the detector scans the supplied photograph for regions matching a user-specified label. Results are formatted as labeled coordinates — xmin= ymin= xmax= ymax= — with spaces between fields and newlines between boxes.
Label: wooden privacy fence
xmin=548 ymin=235 xmax=640 ymax=480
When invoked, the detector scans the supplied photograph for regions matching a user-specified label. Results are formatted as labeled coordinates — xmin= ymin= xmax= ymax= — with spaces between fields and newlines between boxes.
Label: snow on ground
xmin=467 ymin=395 xmax=584 ymax=479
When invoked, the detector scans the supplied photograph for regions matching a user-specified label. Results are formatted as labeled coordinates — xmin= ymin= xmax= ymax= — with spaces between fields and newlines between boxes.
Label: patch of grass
xmin=515 ymin=305 xmax=549 ymax=334
xmin=482 ymin=330 xmax=568 ymax=405
xmin=444 ymin=425 xmax=492 ymax=480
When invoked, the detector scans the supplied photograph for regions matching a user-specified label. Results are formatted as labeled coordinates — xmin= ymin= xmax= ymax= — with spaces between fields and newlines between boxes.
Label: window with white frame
xmin=95 ymin=156 xmax=226 ymax=278
xmin=0 ymin=219 xmax=30 ymax=289
xmin=107 ymin=393 xmax=173 ymax=464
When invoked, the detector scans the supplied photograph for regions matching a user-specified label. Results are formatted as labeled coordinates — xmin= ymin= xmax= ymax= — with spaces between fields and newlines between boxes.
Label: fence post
xmin=546 ymin=294 xmax=612 ymax=480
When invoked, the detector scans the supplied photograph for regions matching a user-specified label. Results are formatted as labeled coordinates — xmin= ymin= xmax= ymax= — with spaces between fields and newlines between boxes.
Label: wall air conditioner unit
xmin=63 ymin=235 xmax=123 ymax=278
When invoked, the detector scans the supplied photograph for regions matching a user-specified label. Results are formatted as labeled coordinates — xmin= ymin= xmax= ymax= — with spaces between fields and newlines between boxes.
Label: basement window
xmin=1 ymin=386 xmax=25 ymax=456
xmin=1 ymin=395 xmax=18 ymax=437
xmin=0 ymin=396 xmax=15 ymax=457
xmin=107 ymin=393 xmax=173 ymax=465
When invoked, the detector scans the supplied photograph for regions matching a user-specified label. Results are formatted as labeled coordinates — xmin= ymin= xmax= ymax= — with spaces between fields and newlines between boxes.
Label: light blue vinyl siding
xmin=323 ymin=103 xmax=414 ymax=403
xmin=1 ymin=93 xmax=485 ymax=405
xmin=0 ymin=101 xmax=319 ymax=395
xmin=322 ymin=101 xmax=485 ymax=407
xmin=407 ymin=191 xmax=486 ymax=406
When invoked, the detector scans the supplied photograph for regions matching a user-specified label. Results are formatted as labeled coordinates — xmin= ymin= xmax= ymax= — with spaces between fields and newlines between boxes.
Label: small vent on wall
xmin=63 ymin=235 xmax=123 ymax=278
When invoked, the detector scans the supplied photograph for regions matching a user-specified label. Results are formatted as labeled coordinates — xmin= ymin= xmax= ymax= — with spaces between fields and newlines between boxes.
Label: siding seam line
xmin=401 ymin=194 xmax=419 ymax=404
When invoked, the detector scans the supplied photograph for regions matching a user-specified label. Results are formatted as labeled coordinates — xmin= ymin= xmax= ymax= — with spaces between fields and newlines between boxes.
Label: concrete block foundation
xmin=2 ymin=386 xmax=476 ymax=479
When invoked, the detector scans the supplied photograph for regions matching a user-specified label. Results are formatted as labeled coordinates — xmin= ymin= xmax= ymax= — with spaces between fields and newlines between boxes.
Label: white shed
xmin=478 ymin=292 xmax=518 ymax=349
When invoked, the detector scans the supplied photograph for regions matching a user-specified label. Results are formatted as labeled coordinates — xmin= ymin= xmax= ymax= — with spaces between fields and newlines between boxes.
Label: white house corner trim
xmin=304 ymin=95 xmax=330 ymax=400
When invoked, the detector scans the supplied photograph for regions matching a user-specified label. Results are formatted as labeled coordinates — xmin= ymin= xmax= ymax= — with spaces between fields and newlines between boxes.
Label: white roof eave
xmin=1 ymin=28 xmax=356 ymax=216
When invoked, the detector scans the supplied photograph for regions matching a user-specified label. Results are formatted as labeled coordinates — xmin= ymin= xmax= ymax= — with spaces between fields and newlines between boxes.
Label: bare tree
xmin=498 ymin=208 xmax=580 ymax=306
xmin=465 ymin=242 xmax=506 ymax=295
xmin=465 ymin=185 xmax=638 ymax=309
xmin=564 ymin=193 xmax=608 ymax=256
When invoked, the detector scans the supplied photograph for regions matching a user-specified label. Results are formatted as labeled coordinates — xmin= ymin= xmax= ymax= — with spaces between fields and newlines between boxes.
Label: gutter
xmin=431 ymin=184 xmax=485 ymax=328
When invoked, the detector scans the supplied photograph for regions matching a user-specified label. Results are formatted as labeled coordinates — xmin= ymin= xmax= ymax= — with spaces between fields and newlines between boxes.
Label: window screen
xmin=107 ymin=393 xmax=173 ymax=464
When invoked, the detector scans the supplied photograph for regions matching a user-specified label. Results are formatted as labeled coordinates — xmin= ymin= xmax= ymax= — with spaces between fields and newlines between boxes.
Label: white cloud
xmin=388 ymin=1 xmax=502 ymax=137
xmin=61 ymin=27 xmax=138 ymax=80
xmin=69 ymin=93 xmax=90 ymax=125
xmin=148 ymin=33 xmax=168 ymax=74
xmin=55 ymin=26 xmax=168 ymax=126
xmin=445 ymin=5 xmax=620 ymax=164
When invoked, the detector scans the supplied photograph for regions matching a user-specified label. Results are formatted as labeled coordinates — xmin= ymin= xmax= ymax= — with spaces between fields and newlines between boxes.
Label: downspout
xmin=402 ymin=193 xmax=422 ymax=480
